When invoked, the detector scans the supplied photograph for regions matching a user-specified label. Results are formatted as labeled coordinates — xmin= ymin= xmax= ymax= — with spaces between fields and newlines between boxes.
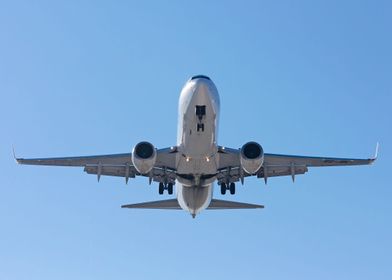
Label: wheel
xmin=168 ymin=183 xmax=173 ymax=195
xmin=229 ymin=182 xmax=235 ymax=195
xmin=220 ymin=183 xmax=227 ymax=195
xmin=158 ymin=182 xmax=164 ymax=195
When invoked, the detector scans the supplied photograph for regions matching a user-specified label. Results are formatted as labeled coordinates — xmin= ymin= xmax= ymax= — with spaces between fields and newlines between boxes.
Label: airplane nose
xmin=179 ymin=75 xmax=219 ymax=109
xmin=195 ymin=81 xmax=210 ymax=95
xmin=192 ymin=77 xmax=213 ymax=100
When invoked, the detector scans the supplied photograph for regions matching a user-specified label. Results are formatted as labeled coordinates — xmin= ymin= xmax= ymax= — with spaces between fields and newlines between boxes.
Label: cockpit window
xmin=190 ymin=75 xmax=211 ymax=81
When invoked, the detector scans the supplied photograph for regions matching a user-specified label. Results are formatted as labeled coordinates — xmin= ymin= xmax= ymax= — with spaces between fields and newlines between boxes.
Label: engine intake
xmin=240 ymin=142 xmax=264 ymax=174
xmin=132 ymin=141 xmax=157 ymax=174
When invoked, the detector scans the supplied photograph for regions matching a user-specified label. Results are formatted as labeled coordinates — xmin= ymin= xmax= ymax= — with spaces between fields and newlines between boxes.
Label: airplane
xmin=15 ymin=75 xmax=378 ymax=218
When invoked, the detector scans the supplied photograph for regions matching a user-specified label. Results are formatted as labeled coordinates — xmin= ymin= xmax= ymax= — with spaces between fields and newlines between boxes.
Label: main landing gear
xmin=158 ymin=182 xmax=174 ymax=195
xmin=220 ymin=182 xmax=236 ymax=195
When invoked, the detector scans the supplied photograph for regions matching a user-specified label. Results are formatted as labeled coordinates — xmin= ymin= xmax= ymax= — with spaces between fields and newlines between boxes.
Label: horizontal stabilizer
xmin=121 ymin=199 xmax=181 ymax=210
xmin=208 ymin=199 xmax=264 ymax=209
xmin=121 ymin=199 xmax=264 ymax=210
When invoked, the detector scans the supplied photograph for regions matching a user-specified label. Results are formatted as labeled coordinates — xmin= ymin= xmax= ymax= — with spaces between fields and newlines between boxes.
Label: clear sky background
xmin=1 ymin=1 xmax=391 ymax=279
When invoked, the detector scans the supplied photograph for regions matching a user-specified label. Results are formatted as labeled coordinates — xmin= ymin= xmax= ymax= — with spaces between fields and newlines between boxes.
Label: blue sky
xmin=1 ymin=0 xmax=391 ymax=279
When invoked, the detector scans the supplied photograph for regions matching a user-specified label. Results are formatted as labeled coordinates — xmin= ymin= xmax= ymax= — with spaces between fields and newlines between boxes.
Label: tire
xmin=220 ymin=183 xmax=227 ymax=195
xmin=229 ymin=183 xmax=235 ymax=195
xmin=159 ymin=182 xmax=164 ymax=195
xmin=168 ymin=183 xmax=173 ymax=195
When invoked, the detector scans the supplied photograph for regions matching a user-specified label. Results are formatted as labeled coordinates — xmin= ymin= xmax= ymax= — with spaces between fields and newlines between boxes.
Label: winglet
xmin=368 ymin=142 xmax=379 ymax=164
xmin=12 ymin=145 xmax=19 ymax=163
xmin=373 ymin=142 xmax=379 ymax=160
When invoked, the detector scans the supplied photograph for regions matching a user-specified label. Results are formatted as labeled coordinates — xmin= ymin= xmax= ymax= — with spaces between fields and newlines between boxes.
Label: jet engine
xmin=132 ymin=141 xmax=157 ymax=174
xmin=240 ymin=141 xmax=264 ymax=174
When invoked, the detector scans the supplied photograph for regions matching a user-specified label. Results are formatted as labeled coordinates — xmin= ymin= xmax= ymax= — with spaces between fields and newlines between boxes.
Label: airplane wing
xmin=15 ymin=147 xmax=178 ymax=184
xmin=217 ymin=144 xmax=378 ymax=184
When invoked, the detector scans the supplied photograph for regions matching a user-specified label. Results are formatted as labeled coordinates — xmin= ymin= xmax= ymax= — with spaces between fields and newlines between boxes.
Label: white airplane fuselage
xmin=175 ymin=76 xmax=220 ymax=216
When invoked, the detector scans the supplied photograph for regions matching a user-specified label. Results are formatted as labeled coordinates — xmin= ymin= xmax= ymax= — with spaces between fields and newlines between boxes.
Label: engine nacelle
xmin=132 ymin=141 xmax=157 ymax=174
xmin=240 ymin=141 xmax=264 ymax=174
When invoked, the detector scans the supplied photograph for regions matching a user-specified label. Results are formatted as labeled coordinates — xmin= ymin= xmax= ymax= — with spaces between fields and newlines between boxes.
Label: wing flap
xmin=84 ymin=165 xmax=176 ymax=183
xmin=261 ymin=165 xmax=307 ymax=177
xmin=84 ymin=165 xmax=137 ymax=178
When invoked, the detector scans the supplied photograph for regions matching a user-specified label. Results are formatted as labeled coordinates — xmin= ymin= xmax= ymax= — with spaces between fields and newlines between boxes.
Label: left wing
xmin=15 ymin=147 xmax=178 ymax=184
xmin=217 ymin=145 xmax=377 ymax=184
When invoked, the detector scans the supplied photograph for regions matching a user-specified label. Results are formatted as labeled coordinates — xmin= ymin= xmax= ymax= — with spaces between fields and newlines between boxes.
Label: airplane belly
xmin=176 ymin=80 xmax=220 ymax=178
xmin=175 ymin=77 xmax=220 ymax=213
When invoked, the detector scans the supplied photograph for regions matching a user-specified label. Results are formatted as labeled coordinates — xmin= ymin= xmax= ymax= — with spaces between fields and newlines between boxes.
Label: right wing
xmin=217 ymin=145 xmax=377 ymax=184
xmin=15 ymin=147 xmax=178 ymax=184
